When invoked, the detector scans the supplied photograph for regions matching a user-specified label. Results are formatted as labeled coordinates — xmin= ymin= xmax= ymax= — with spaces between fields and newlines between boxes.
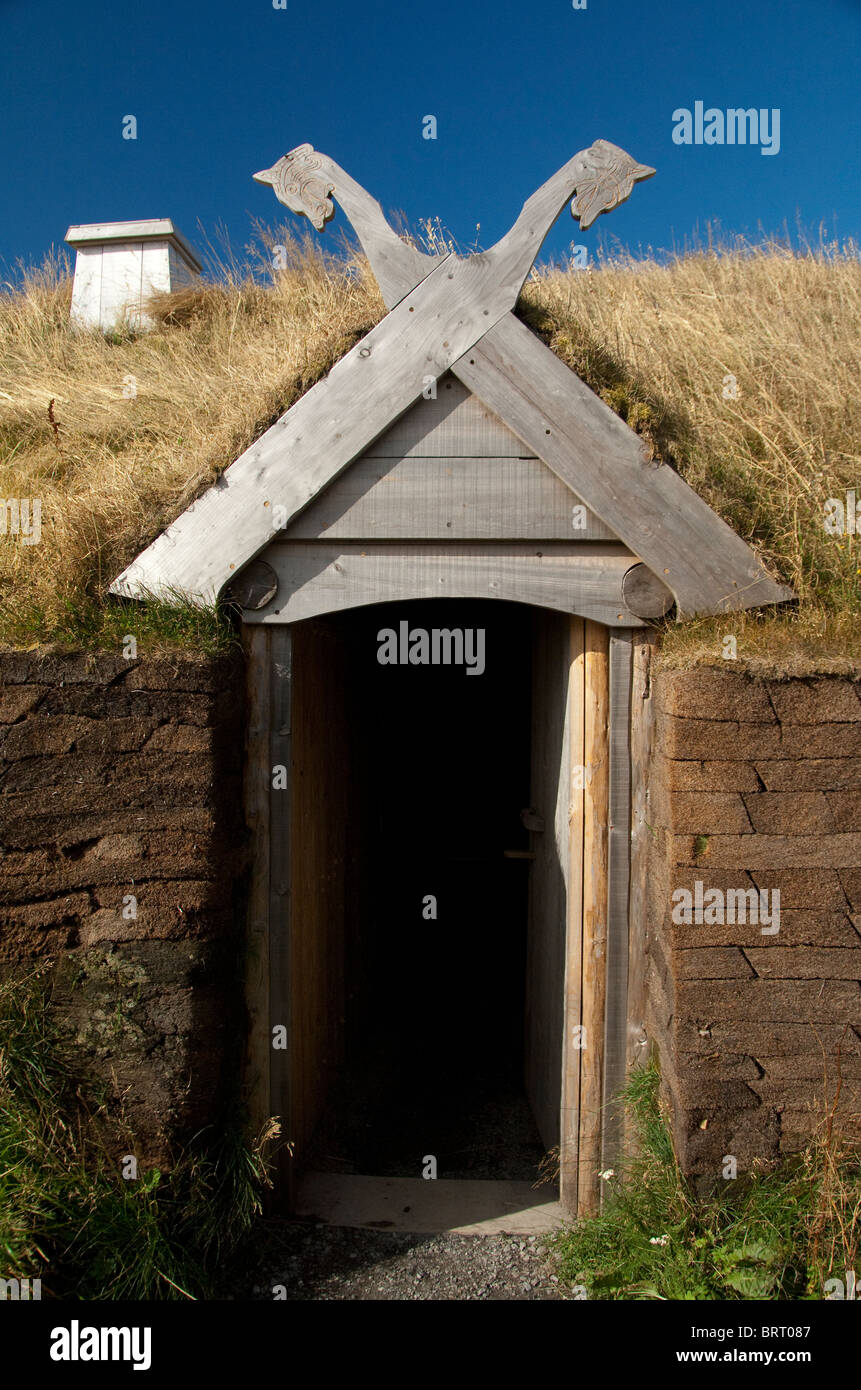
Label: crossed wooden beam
xmin=111 ymin=142 xmax=793 ymax=616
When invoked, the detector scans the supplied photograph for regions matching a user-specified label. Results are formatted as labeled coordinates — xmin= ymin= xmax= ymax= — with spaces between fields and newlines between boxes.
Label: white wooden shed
xmin=65 ymin=219 xmax=202 ymax=332
xmin=110 ymin=141 xmax=793 ymax=1221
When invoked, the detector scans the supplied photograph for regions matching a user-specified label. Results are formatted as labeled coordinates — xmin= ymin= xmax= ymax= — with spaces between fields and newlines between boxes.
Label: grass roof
xmin=1 ymin=231 xmax=858 ymax=672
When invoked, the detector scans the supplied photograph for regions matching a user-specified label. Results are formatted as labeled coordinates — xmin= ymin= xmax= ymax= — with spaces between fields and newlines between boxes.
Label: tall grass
xmin=522 ymin=235 xmax=861 ymax=671
xmin=0 ymin=230 xmax=858 ymax=665
xmin=0 ymin=967 xmax=277 ymax=1299
xmin=551 ymin=1063 xmax=861 ymax=1300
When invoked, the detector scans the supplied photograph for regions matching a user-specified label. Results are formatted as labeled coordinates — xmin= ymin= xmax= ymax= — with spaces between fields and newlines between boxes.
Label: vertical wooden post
xmin=577 ymin=620 xmax=609 ymax=1215
xmin=626 ymin=630 xmax=657 ymax=1152
xmin=559 ymin=617 xmax=585 ymax=1213
xmin=602 ymin=630 xmax=634 ymax=1170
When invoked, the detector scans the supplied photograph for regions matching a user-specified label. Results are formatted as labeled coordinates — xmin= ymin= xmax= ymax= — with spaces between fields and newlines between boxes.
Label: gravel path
xmin=245 ymin=1224 xmax=570 ymax=1301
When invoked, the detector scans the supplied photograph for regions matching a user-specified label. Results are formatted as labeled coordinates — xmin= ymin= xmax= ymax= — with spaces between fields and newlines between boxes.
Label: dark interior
xmin=304 ymin=599 xmax=549 ymax=1182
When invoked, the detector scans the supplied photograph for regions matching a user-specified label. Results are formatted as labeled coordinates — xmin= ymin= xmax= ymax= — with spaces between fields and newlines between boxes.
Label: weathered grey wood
xmin=114 ymin=141 xmax=795 ymax=623
xmin=252 ymin=140 xmax=652 ymax=313
xmin=488 ymin=141 xmax=655 ymax=307
xmin=621 ymin=563 xmax=674 ymax=620
xmin=254 ymin=143 xmax=442 ymax=308
xmin=601 ymin=630 xmax=633 ymax=1174
xmin=110 ymin=250 xmax=550 ymax=606
xmin=285 ymin=453 xmax=614 ymax=541
xmin=359 ymin=375 xmax=537 ymax=459
xmin=245 ymin=542 xmax=646 ymax=627
xmin=452 ymin=315 xmax=795 ymax=617
xmin=626 ymin=631 xmax=656 ymax=1138
xmin=268 ymin=625 xmax=293 ymax=1205
xmin=524 ymin=610 xmax=571 ymax=1151
xmin=226 ymin=559 xmax=279 ymax=610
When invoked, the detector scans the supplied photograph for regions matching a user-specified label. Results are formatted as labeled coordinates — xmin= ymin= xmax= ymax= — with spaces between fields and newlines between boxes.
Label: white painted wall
xmin=66 ymin=221 xmax=201 ymax=332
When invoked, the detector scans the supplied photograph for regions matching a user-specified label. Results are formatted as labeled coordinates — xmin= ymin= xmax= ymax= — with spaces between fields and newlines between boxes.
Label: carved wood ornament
xmin=111 ymin=137 xmax=793 ymax=619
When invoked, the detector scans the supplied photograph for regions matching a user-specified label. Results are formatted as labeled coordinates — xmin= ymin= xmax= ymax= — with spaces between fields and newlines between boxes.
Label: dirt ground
xmin=227 ymin=1223 xmax=571 ymax=1301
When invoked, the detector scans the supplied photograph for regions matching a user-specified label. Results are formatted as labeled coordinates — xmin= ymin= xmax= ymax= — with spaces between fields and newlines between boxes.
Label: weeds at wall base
xmin=0 ymin=967 xmax=277 ymax=1300
xmin=549 ymin=1062 xmax=861 ymax=1300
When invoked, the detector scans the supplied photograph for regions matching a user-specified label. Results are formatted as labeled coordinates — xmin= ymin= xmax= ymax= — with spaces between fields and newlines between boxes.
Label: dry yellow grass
xmin=0 ymin=231 xmax=858 ymax=667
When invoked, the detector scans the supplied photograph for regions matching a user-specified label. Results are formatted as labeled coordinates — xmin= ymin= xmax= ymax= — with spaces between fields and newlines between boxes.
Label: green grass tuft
xmin=0 ymin=967 xmax=276 ymax=1300
xmin=550 ymin=1062 xmax=861 ymax=1300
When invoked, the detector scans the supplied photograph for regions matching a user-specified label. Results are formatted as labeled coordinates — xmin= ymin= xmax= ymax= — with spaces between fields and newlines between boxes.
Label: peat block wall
xmin=645 ymin=669 xmax=861 ymax=1178
xmin=0 ymin=649 xmax=246 ymax=1165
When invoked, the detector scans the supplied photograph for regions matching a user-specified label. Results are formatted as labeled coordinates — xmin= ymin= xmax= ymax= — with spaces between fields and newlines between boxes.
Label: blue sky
xmin=1 ymin=0 xmax=859 ymax=279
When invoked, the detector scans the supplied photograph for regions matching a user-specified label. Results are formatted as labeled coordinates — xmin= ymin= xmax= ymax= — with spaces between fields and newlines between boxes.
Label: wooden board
xmin=109 ymin=252 xmax=553 ymax=606
xmin=285 ymin=453 xmax=614 ymax=541
xmin=355 ymin=374 xmax=535 ymax=458
xmin=246 ymin=541 xmax=645 ymax=627
xmin=625 ymin=630 xmax=657 ymax=1154
xmin=559 ymin=618 xmax=586 ymax=1214
xmin=601 ymin=630 xmax=634 ymax=1171
xmin=524 ymin=610 xmax=572 ymax=1151
xmin=452 ymin=315 xmax=794 ymax=617
xmin=577 ymin=621 xmax=609 ymax=1216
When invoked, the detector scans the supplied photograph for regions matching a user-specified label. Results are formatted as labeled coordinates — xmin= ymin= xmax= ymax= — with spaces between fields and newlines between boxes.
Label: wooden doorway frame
xmin=242 ymin=612 xmax=645 ymax=1217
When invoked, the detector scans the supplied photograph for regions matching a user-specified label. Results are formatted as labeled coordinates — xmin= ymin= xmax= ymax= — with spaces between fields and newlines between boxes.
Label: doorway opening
xmin=280 ymin=597 xmax=576 ymax=1202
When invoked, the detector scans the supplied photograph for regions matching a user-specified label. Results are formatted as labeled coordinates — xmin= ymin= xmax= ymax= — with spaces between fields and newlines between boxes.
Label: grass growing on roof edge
xmin=1 ymin=231 xmax=859 ymax=665
xmin=549 ymin=1061 xmax=860 ymax=1300
xmin=0 ymin=967 xmax=278 ymax=1300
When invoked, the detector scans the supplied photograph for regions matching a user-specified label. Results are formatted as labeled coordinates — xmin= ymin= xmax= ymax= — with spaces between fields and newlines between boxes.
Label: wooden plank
xmin=268 ymin=625 xmax=294 ymax=1207
xmin=253 ymin=143 xmax=442 ymax=309
xmin=109 ymin=251 xmax=552 ymax=607
xmin=625 ymin=630 xmax=657 ymax=1155
xmin=246 ymin=542 xmax=645 ymax=628
xmin=353 ymin=374 xmax=535 ymax=458
xmin=524 ymin=610 xmax=570 ymax=1151
xmin=559 ymin=617 xmax=586 ymax=1215
xmin=577 ymin=620 xmax=609 ymax=1216
xmin=284 ymin=453 xmax=614 ymax=541
xmin=601 ymin=630 xmax=633 ymax=1172
xmin=241 ymin=626 xmax=272 ymax=1157
xmin=485 ymin=141 xmax=655 ymax=308
xmin=452 ymin=314 xmax=794 ymax=617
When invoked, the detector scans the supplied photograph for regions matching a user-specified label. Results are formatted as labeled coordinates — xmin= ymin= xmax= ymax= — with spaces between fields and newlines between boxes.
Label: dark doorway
xmin=302 ymin=599 xmax=551 ymax=1184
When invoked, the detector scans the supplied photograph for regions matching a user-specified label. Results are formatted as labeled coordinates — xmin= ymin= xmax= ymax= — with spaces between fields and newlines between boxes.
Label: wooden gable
xmin=283 ymin=374 xmax=618 ymax=543
xmin=110 ymin=140 xmax=793 ymax=618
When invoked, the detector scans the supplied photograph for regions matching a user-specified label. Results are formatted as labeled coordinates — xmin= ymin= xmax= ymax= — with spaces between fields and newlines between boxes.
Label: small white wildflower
xmin=598 ymin=1169 xmax=615 ymax=1181
xmin=649 ymin=1234 xmax=670 ymax=1247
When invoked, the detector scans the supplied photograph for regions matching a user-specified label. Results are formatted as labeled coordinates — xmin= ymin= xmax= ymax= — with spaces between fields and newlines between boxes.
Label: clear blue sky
xmin=1 ymin=0 xmax=859 ymax=279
